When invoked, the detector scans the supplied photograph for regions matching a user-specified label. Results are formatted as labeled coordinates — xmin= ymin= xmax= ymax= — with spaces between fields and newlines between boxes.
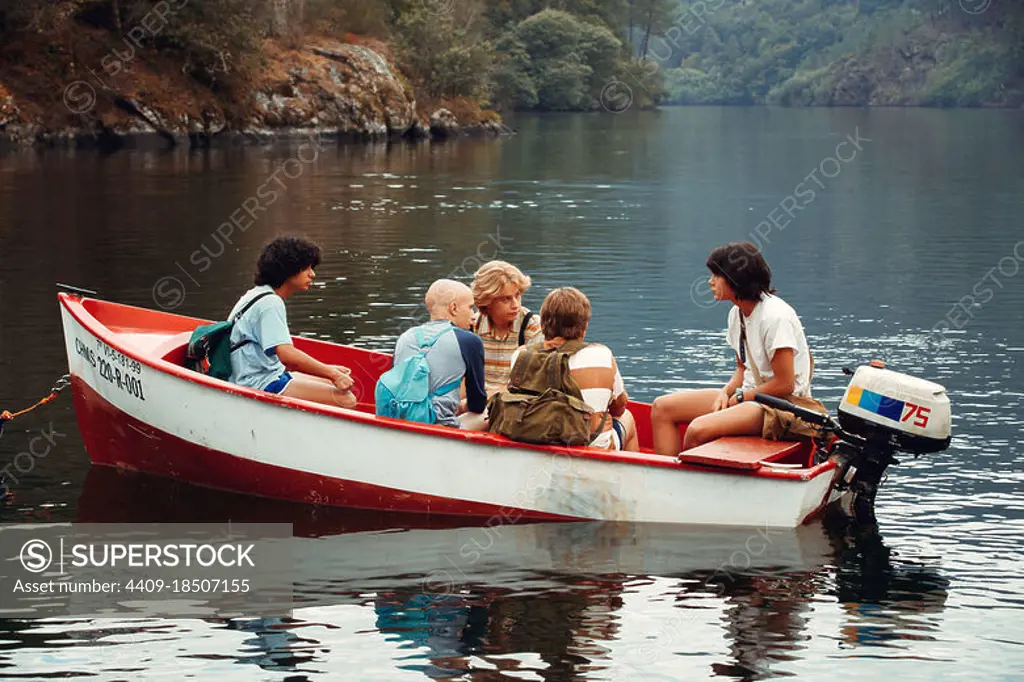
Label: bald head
xmin=425 ymin=279 xmax=475 ymax=329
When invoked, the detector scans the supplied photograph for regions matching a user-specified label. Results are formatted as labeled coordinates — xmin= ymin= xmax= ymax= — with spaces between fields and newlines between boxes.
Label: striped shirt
xmin=510 ymin=343 xmax=626 ymax=449
xmin=473 ymin=308 xmax=543 ymax=395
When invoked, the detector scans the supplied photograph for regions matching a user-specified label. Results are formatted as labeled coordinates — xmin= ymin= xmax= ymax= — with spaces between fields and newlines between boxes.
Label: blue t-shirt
xmin=227 ymin=286 xmax=292 ymax=390
xmin=392 ymin=320 xmax=486 ymax=428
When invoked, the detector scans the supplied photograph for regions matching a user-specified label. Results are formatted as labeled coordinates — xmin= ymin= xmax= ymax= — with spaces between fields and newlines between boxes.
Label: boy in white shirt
xmin=651 ymin=242 xmax=826 ymax=455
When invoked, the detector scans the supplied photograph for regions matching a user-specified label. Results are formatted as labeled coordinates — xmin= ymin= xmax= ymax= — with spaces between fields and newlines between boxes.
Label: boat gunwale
xmin=59 ymin=293 xmax=838 ymax=483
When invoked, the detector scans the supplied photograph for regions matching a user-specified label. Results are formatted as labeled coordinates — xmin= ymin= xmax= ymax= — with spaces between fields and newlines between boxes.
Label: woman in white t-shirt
xmin=651 ymin=242 xmax=826 ymax=456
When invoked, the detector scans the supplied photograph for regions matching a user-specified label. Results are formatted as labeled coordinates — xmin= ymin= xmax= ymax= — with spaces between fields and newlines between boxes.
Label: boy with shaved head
xmin=388 ymin=279 xmax=488 ymax=429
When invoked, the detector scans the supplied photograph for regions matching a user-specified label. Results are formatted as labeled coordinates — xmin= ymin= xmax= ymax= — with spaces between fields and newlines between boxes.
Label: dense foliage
xmin=387 ymin=0 xmax=671 ymax=109
xmin=656 ymin=0 xmax=1024 ymax=107
xmin=2 ymin=0 xmax=1021 ymax=109
xmin=0 ymin=0 xmax=268 ymax=86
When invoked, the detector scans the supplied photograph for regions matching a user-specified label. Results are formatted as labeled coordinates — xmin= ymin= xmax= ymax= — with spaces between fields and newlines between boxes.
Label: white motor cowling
xmin=838 ymin=365 xmax=952 ymax=455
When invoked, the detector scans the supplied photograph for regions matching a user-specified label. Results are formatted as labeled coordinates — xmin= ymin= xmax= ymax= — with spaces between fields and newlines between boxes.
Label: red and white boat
xmin=57 ymin=292 xmax=952 ymax=528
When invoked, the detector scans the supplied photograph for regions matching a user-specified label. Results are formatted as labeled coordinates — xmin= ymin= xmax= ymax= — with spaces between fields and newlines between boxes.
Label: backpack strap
xmin=739 ymin=311 xmax=765 ymax=386
xmin=510 ymin=340 xmax=587 ymax=394
xmin=509 ymin=346 xmax=536 ymax=392
xmin=738 ymin=309 xmax=747 ymax=366
xmin=415 ymin=324 xmax=453 ymax=350
xmin=234 ymin=291 xmax=275 ymax=322
xmin=555 ymin=340 xmax=610 ymax=442
xmin=558 ymin=340 xmax=588 ymax=356
xmin=518 ymin=311 xmax=534 ymax=347
xmin=589 ymin=411 xmax=611 ymax=443
xmin=416 ymin=324 xmax=459 ymax=398
xmin=430 ymin=378 xmax=462 ymax=398
xmin=548 ymin=346 xmax=561 ymax=390
xmin=555 ymin=340 xmax=588 ymax=400
xmin=229 ymin=291 xmax=276 ymax=353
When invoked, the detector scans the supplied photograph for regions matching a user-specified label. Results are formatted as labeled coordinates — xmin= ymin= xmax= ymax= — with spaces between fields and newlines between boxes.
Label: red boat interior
xmin=69 ymin=296 xmax=818 ymax=474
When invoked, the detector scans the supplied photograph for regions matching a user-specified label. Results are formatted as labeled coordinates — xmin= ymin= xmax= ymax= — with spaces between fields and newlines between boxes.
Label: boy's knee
xmin=651 ymin=396 xmax=669 ymax=422
xmin=683 ymin=417 xmax=712 ymax=448
xmin=333 ymin=390 xmax=357 ymax=409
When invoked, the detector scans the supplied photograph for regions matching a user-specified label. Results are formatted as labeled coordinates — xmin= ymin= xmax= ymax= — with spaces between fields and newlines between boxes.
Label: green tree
xmin=157 ymin=0 xmax=268 ymax=85
xmin=578 ymin=18 xmax=623 ymax=96
xmin=513 ymin=9 xmax=593 ymax=109
xmin=492 ymin=34 xmax=538 ymax=108
xmin=496 ymin=8 xmax=624 ymax=110
xmin=630 ymin=0 xmax=675 ymax=61
xmin=394 ymin=0 xmax=494 ymax=98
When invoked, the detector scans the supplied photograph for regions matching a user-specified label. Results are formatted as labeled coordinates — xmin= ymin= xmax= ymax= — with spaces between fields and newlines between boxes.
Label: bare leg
xmin=292 ymin=367 xmax=350 ymax=386
xmin=291 ymin=371 xmax=332 ymax=386
xmin=650 ymin=389 xmax=721 ymax=456
xmin=458 ymin=412 xmax=488 ymax=431
xmin=681 ymin=403 xmax=765 ymax=451
xmin=281 ymin=376 xmax=357 ymax=409
xmin=616 ymin=409 xmax=639 ymax=451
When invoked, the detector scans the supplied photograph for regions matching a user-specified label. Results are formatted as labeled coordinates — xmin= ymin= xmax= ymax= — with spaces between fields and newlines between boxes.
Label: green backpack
xmin=487 ymin=340 xmax=606 ymax=447
xmin=185 ymin=291 xmax=274 ymax=380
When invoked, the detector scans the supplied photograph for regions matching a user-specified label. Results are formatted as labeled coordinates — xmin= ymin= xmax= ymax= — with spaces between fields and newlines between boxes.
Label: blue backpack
xmin=375 ymin=326 xmax=462 ymax=424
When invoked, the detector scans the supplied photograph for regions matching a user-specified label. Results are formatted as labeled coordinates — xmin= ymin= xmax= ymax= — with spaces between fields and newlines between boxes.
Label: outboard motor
xmin=756 ymin=363 xmax=952 ymax=522
xmin=837 ymin=365 xmax=952 ymax=455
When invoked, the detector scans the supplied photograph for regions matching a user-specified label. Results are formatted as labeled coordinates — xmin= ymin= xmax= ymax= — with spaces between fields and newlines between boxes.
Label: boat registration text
xmin=75 ymin=336 xmax=147 ymax=401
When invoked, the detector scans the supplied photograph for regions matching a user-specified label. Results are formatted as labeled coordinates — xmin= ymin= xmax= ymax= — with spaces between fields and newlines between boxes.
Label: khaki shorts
xmin=761 ymin=395 xmax=829 ymax=442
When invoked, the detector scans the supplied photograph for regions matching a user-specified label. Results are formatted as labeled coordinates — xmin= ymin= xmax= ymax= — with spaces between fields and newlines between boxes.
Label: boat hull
xmin=60 ymin=295 xmax=840 ymax=527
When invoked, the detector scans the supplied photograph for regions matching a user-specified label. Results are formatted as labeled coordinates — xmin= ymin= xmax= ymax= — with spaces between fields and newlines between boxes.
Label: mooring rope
xmin=0 ymin=373 xmax=72 ymax=439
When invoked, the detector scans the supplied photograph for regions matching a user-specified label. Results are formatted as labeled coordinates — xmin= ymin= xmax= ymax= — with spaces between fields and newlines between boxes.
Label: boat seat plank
xmin=678 ymin=436 xmax=804 ymax=470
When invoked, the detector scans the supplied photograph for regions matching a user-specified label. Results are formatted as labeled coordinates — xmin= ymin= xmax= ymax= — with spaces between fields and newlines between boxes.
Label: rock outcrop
xmin=429 ymin=108 xmax=460 ymax=139
xmin=0 ymin=81 xmax=17 ymax=128
xmin=250 ymin=41 xmax=417 ymax=137
xmin=0 ymin=37 xmax=508 ymax=149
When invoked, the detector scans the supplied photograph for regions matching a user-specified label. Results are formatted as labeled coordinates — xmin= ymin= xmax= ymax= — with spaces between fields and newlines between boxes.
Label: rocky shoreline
xmin=0 ymin=39 xmax=512 ymax=151
xmin=0 ymin=117 xmax=514 ymax=152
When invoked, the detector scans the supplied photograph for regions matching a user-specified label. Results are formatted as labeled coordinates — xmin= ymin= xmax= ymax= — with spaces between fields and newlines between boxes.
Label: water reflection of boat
xmin=827 ymin=511 xmax=950 ymax=649
xmin=77 ymin=467 xmax=836 ymax=592
xmin=76 ymin=469 xmax=949 ymax=681
xmin=73 ymin=467 xmax=829 ymax=678
xmin=645 ymin=509 xmax=951 ymax=680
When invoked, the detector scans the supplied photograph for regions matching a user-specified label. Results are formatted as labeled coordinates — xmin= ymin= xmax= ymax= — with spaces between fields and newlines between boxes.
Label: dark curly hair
xmin=706 ymin=242 xmax=776 ymax=302
xmin=254 ymin=237 xmax=322 ymax=288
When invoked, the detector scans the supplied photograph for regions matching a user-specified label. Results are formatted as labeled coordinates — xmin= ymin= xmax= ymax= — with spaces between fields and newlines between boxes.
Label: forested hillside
xmin=1 ymin=0 xmax=1021 ymax=146
xmin=657 ymin=0 xmax=1024 ymax=107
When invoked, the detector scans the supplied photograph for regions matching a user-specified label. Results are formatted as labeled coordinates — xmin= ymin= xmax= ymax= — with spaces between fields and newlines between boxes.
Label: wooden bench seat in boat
xmin=677 ymin=436 xmax=806 ymax=471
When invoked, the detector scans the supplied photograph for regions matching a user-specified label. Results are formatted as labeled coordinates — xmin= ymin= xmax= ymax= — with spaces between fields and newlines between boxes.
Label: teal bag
xmin=185 ymin=291 xmax=274 ymax=380
xmin=375 ymin=326 xmax=461 ymax=424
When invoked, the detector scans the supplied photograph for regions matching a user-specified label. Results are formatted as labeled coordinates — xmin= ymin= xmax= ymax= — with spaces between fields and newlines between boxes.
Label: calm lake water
xmin=1 ymin=107 xmax=1023 ymax=680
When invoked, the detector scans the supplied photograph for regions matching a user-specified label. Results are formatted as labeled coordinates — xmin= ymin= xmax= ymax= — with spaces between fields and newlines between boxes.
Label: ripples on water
xmin=1 ymin=108 xmax=1023 ymax=679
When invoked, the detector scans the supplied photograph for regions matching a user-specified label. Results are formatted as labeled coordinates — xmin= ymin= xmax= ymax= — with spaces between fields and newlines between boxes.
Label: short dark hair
xmin=705 ymin=242 xmax=775 ymax=301
xmin=541 ymin=287 xmax=591 ymax=340
xmin=254 ymin=237 xmax=322 ymax=288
